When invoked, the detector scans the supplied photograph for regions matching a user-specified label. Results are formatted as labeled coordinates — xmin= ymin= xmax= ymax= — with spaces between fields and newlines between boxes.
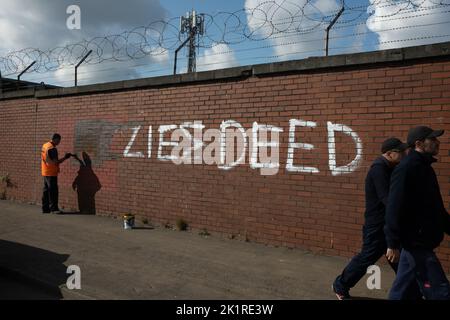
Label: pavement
xmin=0 ymin=200 xmax=396 ymax=300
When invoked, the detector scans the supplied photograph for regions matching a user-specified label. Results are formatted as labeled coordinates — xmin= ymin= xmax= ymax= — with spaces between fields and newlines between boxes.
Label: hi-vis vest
xmin=41 ymin=142 xmax=59 ymax=176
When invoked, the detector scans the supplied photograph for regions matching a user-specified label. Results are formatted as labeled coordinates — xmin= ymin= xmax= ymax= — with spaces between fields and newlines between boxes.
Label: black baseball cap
xmin=407 ymin=126 xmax=444 ymax=147
xmin=381 ymin=137 xmax=409 ymax=154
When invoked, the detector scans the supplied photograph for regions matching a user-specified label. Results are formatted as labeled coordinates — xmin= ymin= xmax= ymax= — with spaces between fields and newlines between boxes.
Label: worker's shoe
xmin=42 ymin=211 xmax=50 ymax=214
xmin=50 ymin=210 xmax=64 ymax=215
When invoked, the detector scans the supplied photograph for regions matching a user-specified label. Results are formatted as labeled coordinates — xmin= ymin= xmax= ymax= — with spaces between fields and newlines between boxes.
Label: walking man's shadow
xmin=72 ymin=152 xmax=101 ymax=215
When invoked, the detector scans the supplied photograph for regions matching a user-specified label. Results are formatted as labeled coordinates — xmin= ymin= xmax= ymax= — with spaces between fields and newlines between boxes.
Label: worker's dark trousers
xmin=334 ymin=224 xmax=395 ymax=293
xmin=389 ymin=248 xmax=450 ymax=300
xmin=334 ymin=224 xmax=422 ymax=299
xmin=42 ymin=176 xmax=59 ymax=212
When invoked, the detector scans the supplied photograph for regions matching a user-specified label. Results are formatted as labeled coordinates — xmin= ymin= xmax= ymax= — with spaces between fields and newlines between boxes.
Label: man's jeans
xmin=389 ymin=248 xmax=450 ymax=300
xmin=42 ymin=176 xmax=59 ymax=212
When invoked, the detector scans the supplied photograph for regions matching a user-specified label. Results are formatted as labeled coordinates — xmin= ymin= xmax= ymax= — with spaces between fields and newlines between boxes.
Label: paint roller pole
xmin=325 ymin=5 xmax=345 ymax=57
xmin=75 ymin=50 xmax=92 ymax=87
xmin=17 ymin=61 xmax=36 ymax=90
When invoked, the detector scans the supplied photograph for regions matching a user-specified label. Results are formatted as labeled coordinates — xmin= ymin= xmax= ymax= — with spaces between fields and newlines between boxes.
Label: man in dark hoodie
xmin=332 ymin=138 xmax=409 ymax=300
xmin=385 ymin=126 xmax=450 ymax=300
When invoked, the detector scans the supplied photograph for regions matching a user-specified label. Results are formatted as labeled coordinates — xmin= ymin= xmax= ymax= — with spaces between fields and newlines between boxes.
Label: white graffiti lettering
xmin=122 ymin=118 xmax=363 ymax=176
xmin=327 ymin=121 xmax=363 ymax=176
xmin=123 ymin=126 xmax=145 ymax=158
xmin=286 ymin=119 xmax=319 ymax=174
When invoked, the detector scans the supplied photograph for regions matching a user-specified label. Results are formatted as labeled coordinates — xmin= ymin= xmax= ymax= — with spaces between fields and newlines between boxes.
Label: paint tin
xmin=123 ymin=214 xmax=135 ymax=230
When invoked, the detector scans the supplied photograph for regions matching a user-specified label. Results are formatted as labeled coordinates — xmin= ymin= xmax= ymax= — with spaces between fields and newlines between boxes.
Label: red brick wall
xmin=1 ymin=59 xmax=449 ymax=272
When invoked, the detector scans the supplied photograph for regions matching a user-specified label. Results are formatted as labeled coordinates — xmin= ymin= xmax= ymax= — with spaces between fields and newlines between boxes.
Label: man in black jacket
xmin=332 ymin=138 xmax=409 ymax=300
xmin=385 ymin=126 xmax=450 ymax=300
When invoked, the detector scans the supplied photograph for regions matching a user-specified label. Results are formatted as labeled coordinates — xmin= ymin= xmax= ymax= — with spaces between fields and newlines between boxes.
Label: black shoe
xmin=42 ymin=211 xmax=50 ymax=214
xmin=50 ymin=210 xmax=64 ymax=214
xmin=332 ymin=284 xmax=351 ymax=300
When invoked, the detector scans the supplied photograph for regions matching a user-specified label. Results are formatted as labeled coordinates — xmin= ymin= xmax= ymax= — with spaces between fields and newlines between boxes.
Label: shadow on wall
xmin=0 ymin=239 xmax=69 ymax=300
xmin=72 ymin=152 xmax=102 ymax=215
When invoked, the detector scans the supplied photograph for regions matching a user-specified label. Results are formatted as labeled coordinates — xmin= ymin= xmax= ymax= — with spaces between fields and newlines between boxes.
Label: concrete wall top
xmin=1 ymin=41 xmax=450 ymax=101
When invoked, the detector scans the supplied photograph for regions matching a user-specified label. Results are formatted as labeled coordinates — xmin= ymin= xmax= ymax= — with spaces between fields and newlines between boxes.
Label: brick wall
xmin=1 ymin=47 xmax=450 ymax=272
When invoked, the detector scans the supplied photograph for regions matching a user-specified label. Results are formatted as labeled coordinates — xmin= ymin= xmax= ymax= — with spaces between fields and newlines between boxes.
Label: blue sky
xmin=164 ymin=0 xmax=247 ymax=16
xmin=0 ymin=0 xmax=449 ymax=87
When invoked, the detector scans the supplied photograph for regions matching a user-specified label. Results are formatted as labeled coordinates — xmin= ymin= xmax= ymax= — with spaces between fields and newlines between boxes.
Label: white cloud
xmin=243 ymin=0 xmax=450 ymax=60
xmin=349 ymin=22 xmax=368 ymax=53
xmin=197 ymin=43 xmax=238 ymax=71
xmin=0 ymin=0 xmax=169 ymax=84
xmin=367 ymin=0 xmax=450 ymax=49
xmin=244 ymin=0 xmax=341 ymax=59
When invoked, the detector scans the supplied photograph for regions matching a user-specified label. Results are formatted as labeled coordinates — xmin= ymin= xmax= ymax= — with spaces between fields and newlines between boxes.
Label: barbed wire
xmin=4 ymin=29 xmax=449 ymax=93
xmin=1 ymin=0 xmax=449 ymax=79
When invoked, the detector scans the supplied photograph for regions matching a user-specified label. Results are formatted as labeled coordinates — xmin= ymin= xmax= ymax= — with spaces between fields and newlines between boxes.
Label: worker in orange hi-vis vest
xmin=41 ymin=133 xmax=72 ymax=214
